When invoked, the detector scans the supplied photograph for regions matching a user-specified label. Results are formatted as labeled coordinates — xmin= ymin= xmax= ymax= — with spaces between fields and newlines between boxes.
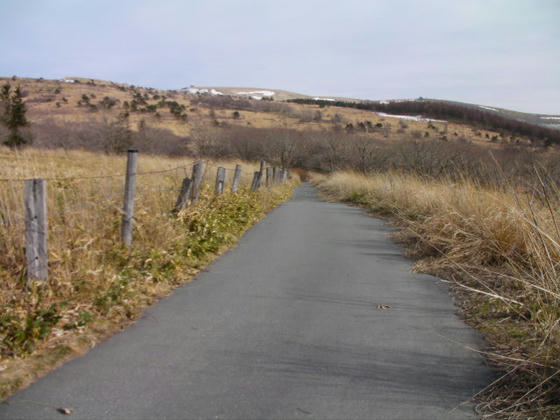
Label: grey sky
xmin=1 ymin=0 xmax=558 ymax=113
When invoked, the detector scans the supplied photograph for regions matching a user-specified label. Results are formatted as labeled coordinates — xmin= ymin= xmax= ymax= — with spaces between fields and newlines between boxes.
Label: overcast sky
xmin=1 ymin=0 xmax=558 ymax=113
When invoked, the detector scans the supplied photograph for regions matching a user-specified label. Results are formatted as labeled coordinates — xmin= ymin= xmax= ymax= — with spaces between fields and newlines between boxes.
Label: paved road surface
xmin=0 ymin=184 xmax=494 ymax=419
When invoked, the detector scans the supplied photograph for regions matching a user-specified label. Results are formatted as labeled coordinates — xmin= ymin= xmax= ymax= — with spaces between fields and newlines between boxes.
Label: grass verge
xmin=0 ymin=148 xmax=297 ymax=400
xmin=313 ymin=171 xmax=560 ymax=419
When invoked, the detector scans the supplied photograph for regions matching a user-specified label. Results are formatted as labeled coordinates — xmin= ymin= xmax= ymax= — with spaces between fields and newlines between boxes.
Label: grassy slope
xmin=1 ymin=76 xmax=522 ymax=147
xmin=0 ymin=147 xmax=298 ymax=399
xmin=313 ymin=171 xmax=560 ymax=419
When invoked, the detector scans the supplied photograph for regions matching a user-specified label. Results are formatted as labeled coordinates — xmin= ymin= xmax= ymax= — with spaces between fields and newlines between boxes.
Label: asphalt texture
xmin=0 ymin=183 xmax=494 ymax=419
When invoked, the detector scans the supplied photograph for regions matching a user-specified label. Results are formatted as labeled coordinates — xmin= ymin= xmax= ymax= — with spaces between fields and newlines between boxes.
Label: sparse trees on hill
xmin=289 ymin=98 xmax=560 ymax=145
xmin=100 ymin=96 xmax=119 ymax=109
xmin=1 ymin=82 xmax=29 ymax=148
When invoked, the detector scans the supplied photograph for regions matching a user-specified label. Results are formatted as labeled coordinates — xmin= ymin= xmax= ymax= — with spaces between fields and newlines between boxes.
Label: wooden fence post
xmin=121 ymin=149 xmax=138 ymax=246
xmin=266 ymin=167 xmax=273 ymax=188
xmin=231 ymin=164 xmax=242 ymax=193
xmin=256 ymin=160 xmax=266 ymax=189
xmin=215 ymin=167 xmax=226 ymax=195
xmin=173 ymin=177 xmax=192 ymax=213
xmin=25 ymin=178 xmax=48 ymax=282
xmin=250 ymin=171 xmax=260 ymax=191
xmin=273 ymin=167 xmax=280 ymax=185
xmin=191 ymin=161 xmax=205 ymax=203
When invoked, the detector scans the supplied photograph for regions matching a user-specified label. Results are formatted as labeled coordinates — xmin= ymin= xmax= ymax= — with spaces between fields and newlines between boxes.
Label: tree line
xmin=288 ymin=98 xmax=560 ymax=145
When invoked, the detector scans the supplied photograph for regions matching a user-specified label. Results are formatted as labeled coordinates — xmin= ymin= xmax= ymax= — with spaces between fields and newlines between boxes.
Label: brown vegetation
xmin=2 ymin=76 xmax=560 ymax=416
xmin=0 ymin=148 xmax=296 ymax=399
xmin=1 ymin=76 xmax=528 ymax=153
xmin=290 ymin=98 xmax=560 ymax=145
xmin=313 ymin=163 xmax=560 ymax=418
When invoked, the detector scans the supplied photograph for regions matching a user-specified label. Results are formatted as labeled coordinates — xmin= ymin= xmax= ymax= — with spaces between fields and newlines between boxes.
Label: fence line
xmin=0 ymin=162 xmax=207 ymax=183
xmin=1 ymin=150 xmax=291 ymax=282
xmin=0 ymin=162 xmax=247 ymax=227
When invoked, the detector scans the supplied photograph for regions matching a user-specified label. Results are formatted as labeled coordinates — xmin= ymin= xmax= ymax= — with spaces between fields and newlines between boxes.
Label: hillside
xmin=0 ymin=76 xmax=555 ymax=156
xmin=410 ymin=98 xmax=560 ymax=131
xmin=2 ymin=76 xmax=560 ymax=418
xmin=194 ymin=86 xmax=560 ymax=130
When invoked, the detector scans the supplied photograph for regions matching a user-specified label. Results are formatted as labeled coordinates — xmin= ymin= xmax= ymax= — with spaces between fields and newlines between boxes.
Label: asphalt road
xmin=0 ymin=184 xmax=494 ymax=419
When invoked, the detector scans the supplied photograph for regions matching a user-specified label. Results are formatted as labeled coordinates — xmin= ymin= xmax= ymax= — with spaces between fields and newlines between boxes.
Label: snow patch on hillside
xmin=541 ymin=116 xmax=560 ymax=120
xmin=237 ymin=90 xmax=275 ymax=97
xmin=480 ymin=105 xmax=498 ymax=112
xmin=186 ymin=87 xmax=207 ymax=94
xmin=376 ymin=112 xmax=447 ymax=123
xmin=313 ymin=97 xmax=335 ymax=102
xmin=185 ymin=87 xmax=223 ymax=96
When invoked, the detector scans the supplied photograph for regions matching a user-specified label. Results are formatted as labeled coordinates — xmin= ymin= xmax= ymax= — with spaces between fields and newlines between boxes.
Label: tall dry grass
xmin=315 ymin=170 xmax=560 ymax=418
xmin=0 ymin=147 xmax=294 ymax=398
xmin=0 ymin=149 xmax=258 ymax=292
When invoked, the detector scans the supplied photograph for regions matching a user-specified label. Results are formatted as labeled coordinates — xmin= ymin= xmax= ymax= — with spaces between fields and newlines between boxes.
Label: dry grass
xmin=314 ymin=170 xmax=560 ymax=418
xmin=0 ymin=147 xmax=296 ymax=399
xmin=3 ymin=76 xmax=513 ymax=146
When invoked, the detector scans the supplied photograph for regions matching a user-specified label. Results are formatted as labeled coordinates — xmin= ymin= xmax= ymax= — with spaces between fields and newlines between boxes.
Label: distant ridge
xmin=182 ymin=86 xmax=362 ymax=103
xmin=184 ymin=86 xmax=559 ymax=130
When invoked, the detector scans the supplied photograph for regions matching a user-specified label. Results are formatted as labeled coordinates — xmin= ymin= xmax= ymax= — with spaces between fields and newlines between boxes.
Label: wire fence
xmin=0 ymin=151 xmax=289 ymax=283
xmin=0 ymin=160 xmax=208 ymax=223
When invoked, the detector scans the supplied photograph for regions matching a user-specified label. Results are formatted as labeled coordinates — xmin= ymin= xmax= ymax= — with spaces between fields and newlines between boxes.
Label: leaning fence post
xmin=266 ymin=167 xmax=273 ymax=188
xmin=191 ymin=161 xmax=205 ymax=203
xmin=25 ymin=178 xmax=48 ymax=282
xmin=215 ymin=167 xmax=226 ymax=195
xmin=273 ymin=167 xmax=280 ymax=185
xmin=231 ymin=164 xmax=242 ymax=193
xmin=250 ymin=171 xmax=260 ymax=192
xmin=121 ymin=148 xmax=138 ymax=246
xmin=173 ymin=177 xmax=192 ymax=213
xmin=256 ymin=160 xmax=266 ymax=189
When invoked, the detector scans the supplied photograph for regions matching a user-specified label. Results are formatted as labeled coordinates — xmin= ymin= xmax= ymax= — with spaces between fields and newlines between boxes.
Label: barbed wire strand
xmin=136 ymin=187 xmax=182 ymax=195
xmin=0 ymin=168 xmax=198 ymax=224
xmin=0 ymin=160 xmax=249 ymax=229
xmin=0 ymin=161 xmax=203 ymax=183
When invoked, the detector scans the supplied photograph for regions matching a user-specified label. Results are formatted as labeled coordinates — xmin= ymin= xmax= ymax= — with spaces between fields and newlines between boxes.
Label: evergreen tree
xmin=0 ymin=83 xmax=11 ymax=123
xmin=1 ymin=83 xmax=29 ymax=148
xmin=8 ymin=87 xmax=27 ymax=129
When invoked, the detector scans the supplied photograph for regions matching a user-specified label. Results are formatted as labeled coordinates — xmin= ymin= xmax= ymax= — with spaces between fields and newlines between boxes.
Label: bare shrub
xmin=190 ymin=95 xmax=293 ymax=116
xmin=331 ymin=113 xmax=344 ymax=124
xmin=30 ymin=118 xmax=189 ymax=155
xmin=132 ymin=125 xmax=190 ymax=155
xmin=297 ymin=109 xmax=315 ymax=123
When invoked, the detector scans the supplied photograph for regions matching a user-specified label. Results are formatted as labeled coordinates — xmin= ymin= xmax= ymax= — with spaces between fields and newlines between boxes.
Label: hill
xmin=192 ymin=86 xmax=560 ymax=131
xmin=1 ymin=76 xmax=557 ymax=157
